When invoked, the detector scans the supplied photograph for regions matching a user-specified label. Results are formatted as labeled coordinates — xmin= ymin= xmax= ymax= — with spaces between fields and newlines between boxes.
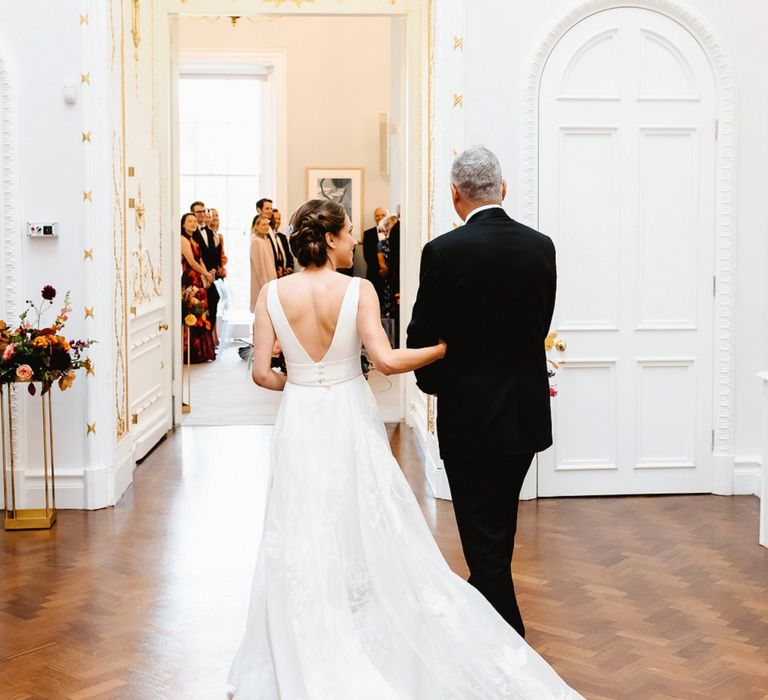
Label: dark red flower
xmin=41 ymin=285 xmax=57 ymax=301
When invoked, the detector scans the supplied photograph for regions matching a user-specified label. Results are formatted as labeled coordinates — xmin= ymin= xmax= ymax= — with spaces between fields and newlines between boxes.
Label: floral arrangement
xmin=544 ymin=331 xmax=560 ymax=398
xmin=0 ymin=286 xmax=93 ymax=395
xmin=182 ymin=285 xmax=211 ymax=331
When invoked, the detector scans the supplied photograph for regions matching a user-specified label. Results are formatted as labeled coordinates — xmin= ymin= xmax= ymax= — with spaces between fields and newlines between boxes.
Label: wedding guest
xmin=249 ymin=214 xmax=278 ymax=313
xmin=388 ymin=216 xmax=401 ymax=345
xmin=363 ymin=207 xmax=387 ymax=294
xmin=377 ymin=213 xmax=399 ymax=347
xmin=191 ymin=200 xmax=220 ymax=348
xmin=210 ymin=208 xmax=227 ymax=281
xmin=256 ymin=197 xmax=287 ymax=278
xmin=180 ymin=212 xmax=215 ymax=362
xmin=272 ymin=209 xmax=294 ymax=275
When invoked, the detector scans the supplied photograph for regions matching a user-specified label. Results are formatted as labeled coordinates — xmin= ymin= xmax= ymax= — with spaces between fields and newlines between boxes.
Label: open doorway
xmin=174 ymin=14 xmax=406 ymax=426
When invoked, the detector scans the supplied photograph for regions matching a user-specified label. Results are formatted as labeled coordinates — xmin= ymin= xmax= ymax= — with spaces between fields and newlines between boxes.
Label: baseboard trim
xmin=1 ymin=453 xmax=137 ymax=511
xmin=733 ymin=460 xmax=762 ymax=497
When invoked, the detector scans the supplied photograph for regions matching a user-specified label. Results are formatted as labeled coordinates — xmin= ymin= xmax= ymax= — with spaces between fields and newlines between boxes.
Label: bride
xmin=227 ymin=199 xmax=583 ymax=699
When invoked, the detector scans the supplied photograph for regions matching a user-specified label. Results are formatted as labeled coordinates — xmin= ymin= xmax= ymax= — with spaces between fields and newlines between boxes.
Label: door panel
xmin=538 ymin=8 xmax=716 ymax=496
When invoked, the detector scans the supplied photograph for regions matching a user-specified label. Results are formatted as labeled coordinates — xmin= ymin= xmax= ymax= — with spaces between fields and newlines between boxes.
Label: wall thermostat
xmin=27 ymin=222 xmax=59 ymax=238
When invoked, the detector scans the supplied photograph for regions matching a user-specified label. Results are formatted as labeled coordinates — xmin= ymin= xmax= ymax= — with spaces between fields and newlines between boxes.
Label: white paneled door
xmin=538 ymin=9 xmax=716 ymax=496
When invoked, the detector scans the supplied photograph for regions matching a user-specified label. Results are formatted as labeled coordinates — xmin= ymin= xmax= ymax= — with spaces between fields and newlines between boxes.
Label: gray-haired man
xmin=406 ymin=145 xmax=557 ymax=638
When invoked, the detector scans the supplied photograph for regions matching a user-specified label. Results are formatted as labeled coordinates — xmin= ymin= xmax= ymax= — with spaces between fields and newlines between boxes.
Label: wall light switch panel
xmin=27 ymin=221 xmax=59 ymax=238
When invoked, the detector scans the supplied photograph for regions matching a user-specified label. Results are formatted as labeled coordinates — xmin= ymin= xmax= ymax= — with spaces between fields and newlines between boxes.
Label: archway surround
xmin=0 ymin=52 xmax=18 ymax=332
xmin=522 ymin=0 xmax=736 ymax=493
xmin=0 ymin=51 xmax=20 ymax=470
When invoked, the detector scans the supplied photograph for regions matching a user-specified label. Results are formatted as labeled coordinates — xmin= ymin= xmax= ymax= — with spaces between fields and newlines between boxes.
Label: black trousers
xmin=442 ymin=451 xmax=534 ymax=638
xmin=206 ymin=284 xmax=220 ymax=334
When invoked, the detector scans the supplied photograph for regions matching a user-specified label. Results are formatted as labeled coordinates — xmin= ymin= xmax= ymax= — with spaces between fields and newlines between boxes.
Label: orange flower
xmin=54 ymin=336 xmax=71 ymax=351
xmin=32 ymin=335 xmax=50 ymax=348
xmin=184 ymin=314 xmax=197 ymax=327
xmin=58 ymin=370 xmax=77 ymax=391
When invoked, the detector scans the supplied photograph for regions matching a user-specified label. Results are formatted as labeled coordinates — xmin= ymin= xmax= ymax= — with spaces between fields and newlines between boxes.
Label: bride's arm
xmin=251 ymin=286 xmax=287 ymax=391
xmin=358 ymin=279 xmax=446 ymax=376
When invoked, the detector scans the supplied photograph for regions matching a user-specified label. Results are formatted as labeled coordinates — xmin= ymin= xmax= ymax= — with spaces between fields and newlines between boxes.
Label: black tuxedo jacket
xmin=276 ymin=232 xmax=294 ymax=271
xmin=406 ymin=208 xmax=556 ymax=459
xmin=362 ymin=227 xmax=384 ymax=296
xmin=193 ymin=227 xmax=219 ymax=271
xmin=193 ymin=226 xmax=220 ymax=305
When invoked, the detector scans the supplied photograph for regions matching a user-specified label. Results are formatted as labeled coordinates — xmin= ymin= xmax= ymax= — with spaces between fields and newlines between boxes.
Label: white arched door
xmin=538 ymin=8 xmax=716 ymax=496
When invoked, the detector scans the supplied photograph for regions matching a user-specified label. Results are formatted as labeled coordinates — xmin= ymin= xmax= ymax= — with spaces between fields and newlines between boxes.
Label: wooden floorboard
xmin=2 ymin=424 xmax=767 ymax=699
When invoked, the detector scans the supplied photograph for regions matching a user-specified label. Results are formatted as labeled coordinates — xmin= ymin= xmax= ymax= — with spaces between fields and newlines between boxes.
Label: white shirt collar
xmin=464 ymin=203 xmax=503 ymax=223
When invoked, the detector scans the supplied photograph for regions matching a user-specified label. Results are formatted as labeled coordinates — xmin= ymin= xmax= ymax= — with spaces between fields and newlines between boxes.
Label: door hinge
xmin=713 ymin=275 xmax=717 ymax=297
xmin=714 ymin=119 xmax=719 ymax=141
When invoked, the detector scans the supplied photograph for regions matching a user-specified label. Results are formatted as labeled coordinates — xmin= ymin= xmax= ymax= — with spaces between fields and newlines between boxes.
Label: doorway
xmin=536 ymin=8 xmax=717 ymax=496
xmin=171 ymin=13 xmax=409 ymax=426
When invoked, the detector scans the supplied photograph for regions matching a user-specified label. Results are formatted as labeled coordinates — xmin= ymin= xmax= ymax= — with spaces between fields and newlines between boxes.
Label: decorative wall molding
xmin=0 ymin=50 xmax=21 ymax=469
xmin=522 ymin=0 xmax=737 ymax=486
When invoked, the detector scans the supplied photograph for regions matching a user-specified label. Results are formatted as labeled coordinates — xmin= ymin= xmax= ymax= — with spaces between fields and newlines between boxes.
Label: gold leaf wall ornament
xmin=426 ymin=396 xmax=436 ymax=435
xmin=80 ymin=14 xmax=89 ymax=26
xmin=453 ymin=93 xmax=463 ymax=108
xmin=84 ymin=307 xmax=94 ymax=319
xmin=131 ymin=187 xmax=162 ymax=304
xmin=453 ymin=36 xmax=463 ymax=50
xmin=87 ymin=423 xmax=96 ymax=435
xmin=131 ymin=0 xmax=141 ymax=50
xmin=83 ymin=190 xmax=93 ymax=202
xmin=83 ymin=249 xmax=93 ymax=260
xmin=82 ymin=131 xmax=92 ymax=142
xmin=81 ymin=72 xmax=90 ymax=85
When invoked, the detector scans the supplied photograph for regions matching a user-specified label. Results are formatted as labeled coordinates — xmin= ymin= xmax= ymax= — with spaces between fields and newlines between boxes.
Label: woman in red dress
xmin=180 ymin=212 xmax=216 ymax=362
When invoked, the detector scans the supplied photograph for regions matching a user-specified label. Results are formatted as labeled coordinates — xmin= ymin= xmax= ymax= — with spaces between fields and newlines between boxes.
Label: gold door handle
xmin=158 ymin=322 xmax=169 ymax=331
xmin=555 ymin=339 xmax=567 ymax=352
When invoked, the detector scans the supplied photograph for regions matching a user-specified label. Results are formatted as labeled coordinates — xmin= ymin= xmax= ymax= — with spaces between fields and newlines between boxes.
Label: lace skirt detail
xmin=227 ymin=377 xmax=582 ymax=700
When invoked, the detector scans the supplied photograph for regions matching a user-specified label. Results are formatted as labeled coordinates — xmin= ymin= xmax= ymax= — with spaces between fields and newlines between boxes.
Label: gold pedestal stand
xmin=181 ymin=325 xmax=191 ymax=414
xmin=1 ymin=383 xmax=57 ymax=530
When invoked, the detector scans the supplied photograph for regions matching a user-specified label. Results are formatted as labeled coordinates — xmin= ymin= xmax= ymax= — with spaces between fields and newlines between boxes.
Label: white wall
xmin=458 ymin=0 xmax=768 ymax=491
xmin=179 ymin=15 xmax=393 ymax=232
xmin=0 ymin=1 xmax=90 ymax=494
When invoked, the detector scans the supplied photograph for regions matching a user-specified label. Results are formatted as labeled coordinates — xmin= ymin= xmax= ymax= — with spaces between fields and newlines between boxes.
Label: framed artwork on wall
xmin=305 ymin=167 xmax=364 ymax=240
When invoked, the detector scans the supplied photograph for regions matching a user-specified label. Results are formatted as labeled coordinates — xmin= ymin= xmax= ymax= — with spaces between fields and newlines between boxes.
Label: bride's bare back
xmin=276 ymin=270 xmax=351 ymax=363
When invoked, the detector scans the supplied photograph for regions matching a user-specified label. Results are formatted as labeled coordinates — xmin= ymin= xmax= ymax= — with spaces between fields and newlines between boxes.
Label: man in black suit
xmin=362 ymin=207 xmax=387 ymax=295
xmin=272 ymin=209 xmax=294 ymax=274
xmin=191 ymin=200 xmax=220 ymax=336
xmin=406 ymin=146 xmax=556 ymax=638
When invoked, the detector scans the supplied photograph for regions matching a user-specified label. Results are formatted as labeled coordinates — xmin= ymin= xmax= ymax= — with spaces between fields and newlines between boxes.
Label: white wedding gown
xmin=227 ymin=277 xmax=583 ymax=699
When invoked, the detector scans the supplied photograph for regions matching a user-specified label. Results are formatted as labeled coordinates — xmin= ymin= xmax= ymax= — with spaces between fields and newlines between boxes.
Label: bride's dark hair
xmin=289 ymin=199 xmax=347 ymax=268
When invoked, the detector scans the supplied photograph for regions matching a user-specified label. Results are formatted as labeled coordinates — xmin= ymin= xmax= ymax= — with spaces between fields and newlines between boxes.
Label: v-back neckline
xmin=275 ymin=279 xmax=354 ymax=365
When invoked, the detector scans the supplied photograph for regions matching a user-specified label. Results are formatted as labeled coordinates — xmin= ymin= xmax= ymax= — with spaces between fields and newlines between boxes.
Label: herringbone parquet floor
xmin=2 ymin=425 xmax=767 ymax=699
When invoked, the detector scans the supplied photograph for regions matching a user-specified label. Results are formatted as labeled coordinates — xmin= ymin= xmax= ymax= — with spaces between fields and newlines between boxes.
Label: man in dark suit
xmin=191 ymin=200 xmax=220 ymax=336
xmin=272 ymin=209 xmax=294 ymax=274
xmin=406 ymin=146 xmax=556 ymax=638
xmin=362 ymin=207 xmax=387 ymax=294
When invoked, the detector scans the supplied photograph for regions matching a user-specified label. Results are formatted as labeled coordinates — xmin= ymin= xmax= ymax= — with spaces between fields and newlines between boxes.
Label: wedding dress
xmin=227 ymin=277 xmax=583 ymax=699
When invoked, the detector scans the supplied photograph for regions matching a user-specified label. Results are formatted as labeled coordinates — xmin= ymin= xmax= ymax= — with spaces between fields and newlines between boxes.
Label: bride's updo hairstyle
xmin=289 ymin=199 xmax=347 ymax=268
